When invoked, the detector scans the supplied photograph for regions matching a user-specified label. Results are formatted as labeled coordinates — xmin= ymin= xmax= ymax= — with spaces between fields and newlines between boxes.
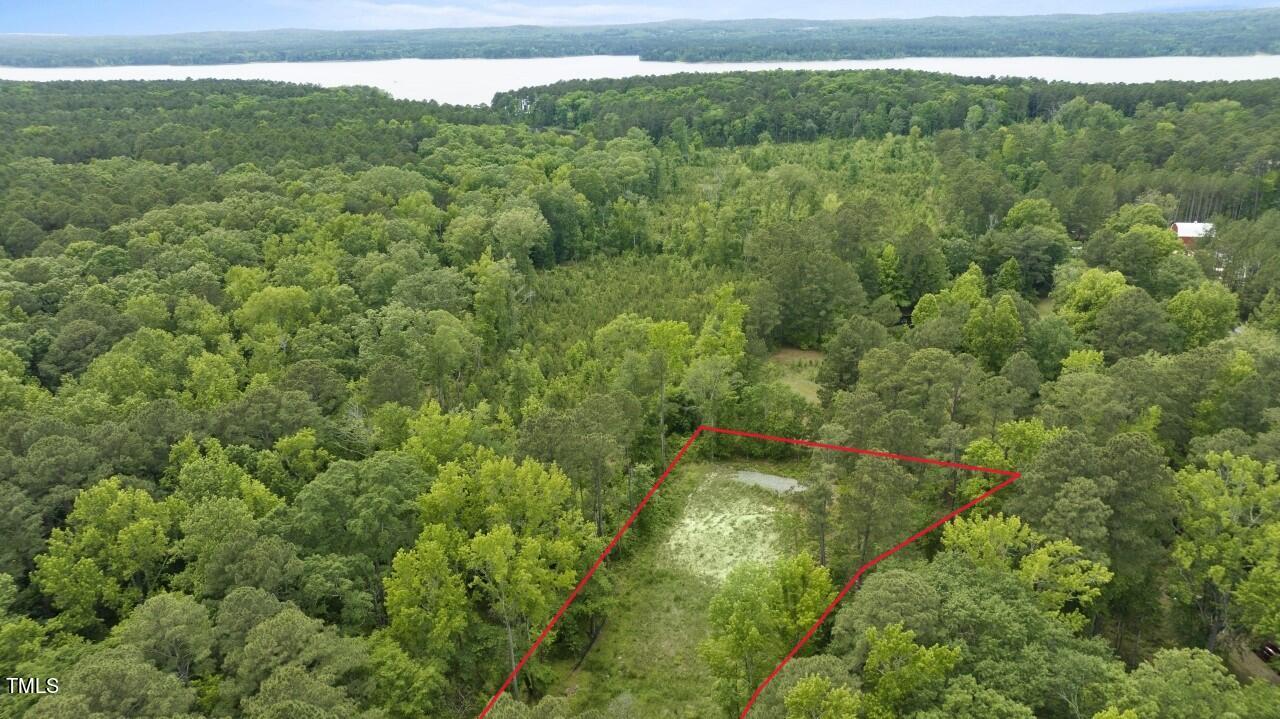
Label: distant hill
xmin=2 ymin=9 xmax=1279 ymax=67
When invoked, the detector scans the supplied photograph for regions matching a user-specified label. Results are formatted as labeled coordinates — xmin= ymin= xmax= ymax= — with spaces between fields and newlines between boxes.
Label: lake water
xmin=2 ymin=54 xmax=1279 ymax=106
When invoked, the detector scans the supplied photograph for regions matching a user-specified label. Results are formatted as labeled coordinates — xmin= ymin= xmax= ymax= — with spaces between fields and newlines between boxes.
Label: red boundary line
xmin=477 ymin=424 xmax=1021 ymax=718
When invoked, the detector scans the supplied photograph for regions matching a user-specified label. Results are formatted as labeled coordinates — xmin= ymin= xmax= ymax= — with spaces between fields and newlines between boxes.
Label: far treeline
xmin=495 ymin=69 xmax=1280 ymax=151
xmin=2 ymin=9 xmax=1280 ymax=67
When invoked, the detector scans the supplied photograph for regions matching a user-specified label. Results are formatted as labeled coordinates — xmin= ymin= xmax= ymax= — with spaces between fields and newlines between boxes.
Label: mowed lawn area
xmin=546 ymin=461 xmax=804 ymax=716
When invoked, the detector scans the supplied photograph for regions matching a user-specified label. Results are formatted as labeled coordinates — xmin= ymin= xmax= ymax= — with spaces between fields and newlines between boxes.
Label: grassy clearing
xmin=769 ymin=348 xmax=824 ymax=404
xmin=547 ymin=460 xmax=802 ymax=716
xmin=664 ymin=466 xmax=787 ymax=580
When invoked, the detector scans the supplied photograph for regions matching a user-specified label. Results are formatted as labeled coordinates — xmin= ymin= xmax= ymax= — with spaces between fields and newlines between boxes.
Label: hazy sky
xmin=2 ymin=0 xmax=1276 ymax=35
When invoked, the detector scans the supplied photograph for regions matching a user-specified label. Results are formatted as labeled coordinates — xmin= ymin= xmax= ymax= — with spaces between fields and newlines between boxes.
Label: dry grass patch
xmin=769 ymin=348 xmax=824 ymax=404
xmin=663 ymin=466 xmax=785 ymax=581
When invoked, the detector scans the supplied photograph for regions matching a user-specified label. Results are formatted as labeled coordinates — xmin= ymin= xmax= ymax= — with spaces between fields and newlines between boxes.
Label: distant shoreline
xmin=1 ymin=10 xmax=1278 ymax=68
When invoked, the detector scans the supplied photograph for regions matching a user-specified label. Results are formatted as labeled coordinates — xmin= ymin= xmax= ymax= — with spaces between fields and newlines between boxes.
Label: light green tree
xmin=995 ymin=257 xmax=1024 ymax=294
xmin=877 ymin=243 xmax=909 ymax=307
xmin=1169 ymin=452 xmax=1280 ymax=650
xmin=181 ymin=351 xmax=239 ymax=409
xmin=943 ymin=514 xmax=1112 ymax=627
xmin=469 ymin=250 xmax=523 ymax=351
xmin=701 ymin=555 xmax=834 ymax=715
xmin=32 ymin=478 xmax=181 ymax=633
xmin=647 ymin=319 xmax=694 ymax=460
xmin=684 ymin=354 xmax=738 ymax=432
xmin=859 ymin=623 xmax=960 ymax=719
xmin=420 ymin=310 xmax=482 ymax=408
xmin=490 ymin=206 xmax=552 ymax=269
xmin=383 ymin=527 xmax=470 ymax=665
xmin=784 ymin=675 xmax=861 ymax=719
xmin=1166 ymin=281 xmax=1239 ymax=349
xmin=398 ymin=451 xmax=598 ymax=701
xmin=1055 ymin=268 xmax=1130 ymax=335
xmin=167 ymin=436 xmax=281 ymax=517
xmin=234 ymin=285 xmax=313 ymax=333
xmin=695 ymin=284 xmax=748 ymax=361
xmin=963 ymin=295 xmax=1025 ymax=371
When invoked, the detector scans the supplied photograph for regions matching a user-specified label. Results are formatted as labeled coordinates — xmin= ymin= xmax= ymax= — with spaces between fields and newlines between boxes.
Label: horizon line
xmin=4 ymin=7 xmax=1273 ymax=40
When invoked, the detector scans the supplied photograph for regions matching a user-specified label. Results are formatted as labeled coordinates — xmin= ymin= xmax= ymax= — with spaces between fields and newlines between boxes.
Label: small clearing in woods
xmin=770 ymin=348 xmax=824 ymax=403
xmin=547 ymin=461 xmax=802 ymax=716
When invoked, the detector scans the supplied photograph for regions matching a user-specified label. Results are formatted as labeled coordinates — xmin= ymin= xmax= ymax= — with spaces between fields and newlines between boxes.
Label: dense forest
xmin=4 ymin=9 xmax=1280 ymax=67
xmin=1 ymin=65 xmax=1279 ymax=719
